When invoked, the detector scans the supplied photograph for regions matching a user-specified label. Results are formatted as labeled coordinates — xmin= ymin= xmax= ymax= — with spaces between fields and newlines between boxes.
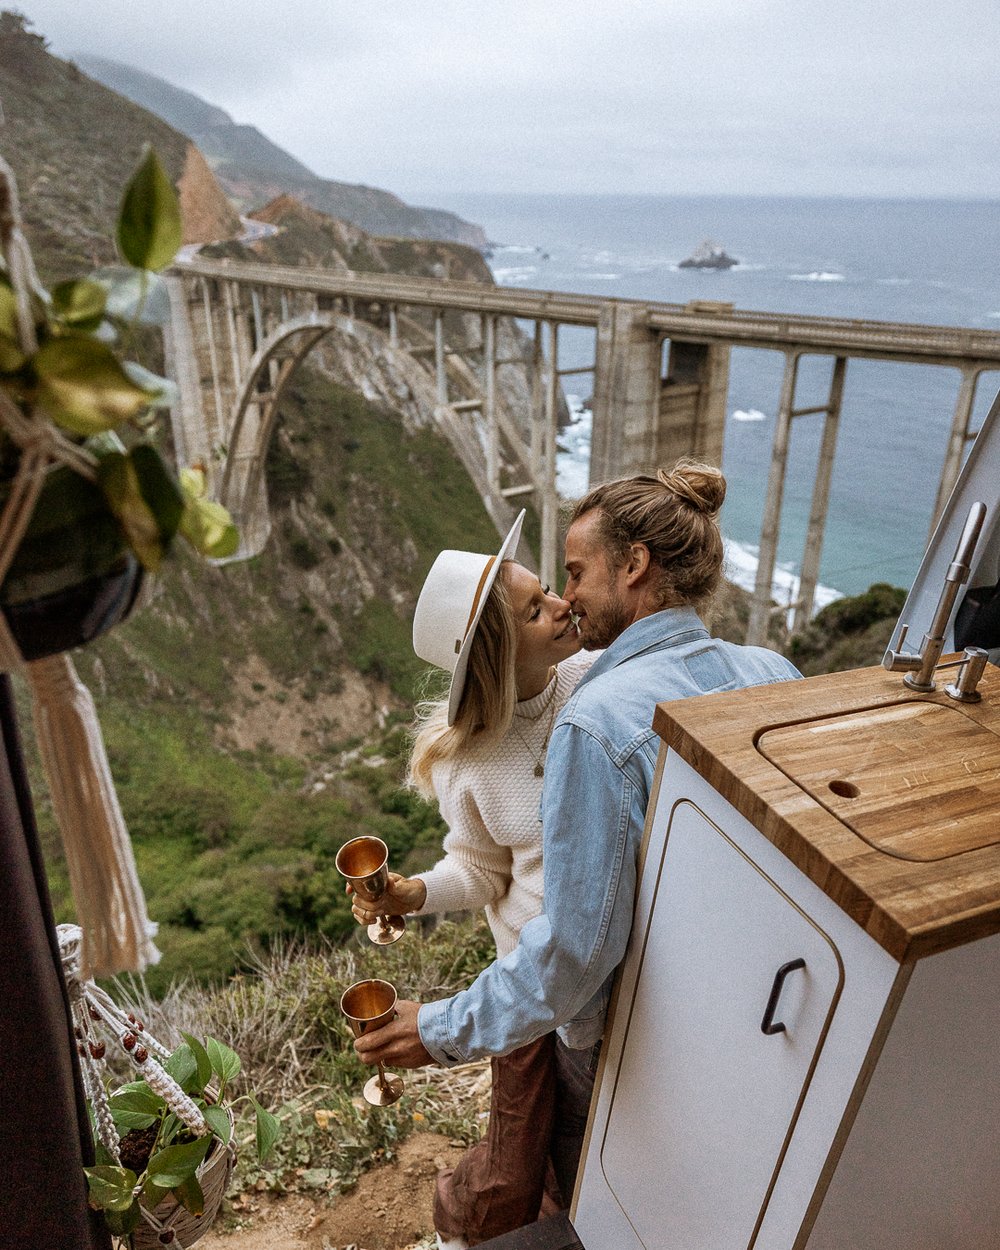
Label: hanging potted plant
xmin=61 ymin=926 xmax=280 ymax=1248
xmin=0 ymin=145 xmax=240 ymax=979
xmin=0 ymin=143 xmax=237 ymax=660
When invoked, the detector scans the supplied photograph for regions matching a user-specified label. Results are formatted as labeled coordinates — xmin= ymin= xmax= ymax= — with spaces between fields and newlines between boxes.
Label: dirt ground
xmin=201 ymin=1133 xmax=465 ymax=1250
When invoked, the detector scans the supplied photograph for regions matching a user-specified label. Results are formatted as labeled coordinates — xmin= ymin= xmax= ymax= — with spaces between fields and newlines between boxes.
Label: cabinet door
xmin=599 ymin=801 xmax=843 ymax=1249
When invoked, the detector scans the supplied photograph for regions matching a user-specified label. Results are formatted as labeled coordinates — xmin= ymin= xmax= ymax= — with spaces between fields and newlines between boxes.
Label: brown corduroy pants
xmin=433 ymin=1032 xmax=563 ymax=1245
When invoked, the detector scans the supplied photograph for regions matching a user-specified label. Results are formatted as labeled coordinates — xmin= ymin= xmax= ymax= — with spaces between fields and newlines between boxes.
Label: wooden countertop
xmin=653 ymin=661 xmax=1000 ymax=963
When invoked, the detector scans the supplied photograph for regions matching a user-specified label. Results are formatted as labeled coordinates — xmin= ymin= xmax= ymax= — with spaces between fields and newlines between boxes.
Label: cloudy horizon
xmin=16 ymin=0 xmax=1000 ymax=202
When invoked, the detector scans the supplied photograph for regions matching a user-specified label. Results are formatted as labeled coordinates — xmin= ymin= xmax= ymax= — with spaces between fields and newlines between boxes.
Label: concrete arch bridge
xmin=165 ymin=257 xmax=1000 ymax=643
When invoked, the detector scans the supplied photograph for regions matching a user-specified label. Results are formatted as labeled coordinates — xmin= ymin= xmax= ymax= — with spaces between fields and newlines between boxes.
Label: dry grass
xmin=108 ymin=916 xmax=498 ymax=1195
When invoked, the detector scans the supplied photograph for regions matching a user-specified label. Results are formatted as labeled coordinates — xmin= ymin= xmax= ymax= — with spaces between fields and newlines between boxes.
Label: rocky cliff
xmin=0 ymin=13 xmax=239 ymax=278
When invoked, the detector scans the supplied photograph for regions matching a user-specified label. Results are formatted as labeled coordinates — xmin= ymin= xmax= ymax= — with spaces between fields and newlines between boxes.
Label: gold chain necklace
xmin=511 ymin=682 xmax=560 ymax=778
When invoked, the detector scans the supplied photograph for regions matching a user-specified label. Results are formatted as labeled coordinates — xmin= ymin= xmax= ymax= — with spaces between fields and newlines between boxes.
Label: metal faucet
xmin=883 ymin=501 xmax=988 ymax=694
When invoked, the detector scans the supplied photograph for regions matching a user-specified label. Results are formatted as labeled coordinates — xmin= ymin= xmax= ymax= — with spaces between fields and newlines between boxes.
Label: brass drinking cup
xmin=335 ymin=835 xmax=406 ymax=945
xmin=340 ymin=978 xmax=405 ymax=1107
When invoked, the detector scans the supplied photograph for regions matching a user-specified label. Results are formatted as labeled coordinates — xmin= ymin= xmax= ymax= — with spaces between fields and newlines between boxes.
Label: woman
xmin=350 ymin=510 xmax=596 ymax=1250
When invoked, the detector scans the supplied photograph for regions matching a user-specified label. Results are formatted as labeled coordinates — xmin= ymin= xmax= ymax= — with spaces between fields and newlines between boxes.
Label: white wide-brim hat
xmin=413 ymin=510 xmax=525 ymax=725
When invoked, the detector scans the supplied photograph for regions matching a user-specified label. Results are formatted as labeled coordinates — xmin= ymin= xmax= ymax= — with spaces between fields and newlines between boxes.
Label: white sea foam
xmin=731 ymin=408 xmax=768 ymax=423
xmin=789 ymin=271 xmax=845 ymax=282
xmin=490 ymin=244 xmax=539 ymax=254
xmin=988 ymin=311 xmax=1000 ymax=320
xmin=723 ymin=540 xmax=843 ymax=621
xmin=556 ymin=396 xmax=592 ymax=499
xmin=581 ymin=272 xmax=622 ymax=280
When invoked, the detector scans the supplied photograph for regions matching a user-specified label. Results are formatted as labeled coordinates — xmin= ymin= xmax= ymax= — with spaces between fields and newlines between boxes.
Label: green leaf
xmin=180 ymin=493 xmax=240 ymax=560
xmin=93 ymin=1142 xmax=117 ymax=1167
xmin=0 ymin=280 xmax=21 ymax=341
xmin=146 ymin=1136 xmax=211 ymax=1188
xmin=251 ymin=1097 xmax=281 ymax=1163
xmin=0 ymin=285 xmax=27 ymax=371
xmin=299 ymin=1167 xmax=339 ymax=1189
xmin=98 ymin=445 xmax=184 ymax=571
xmin=172 ymin=1173 xmax=205 ymax=1217
xmin=51 ymin=279 xmax=107 ymax=330
xmin=84 ymin=1165 xmax=137 ymax=1213
xmin=206 ymin=1038 xmax=241 ymax=1089
xmin=117 ymin=145 xmax=183 ymax=272
xmin=110 ymin=1087 xmax=165 ymax=1116
xmin=202 ymin=1104 xmax=232 ymax=1145
xmin=104 ymin=1199 xmax=142 ymax=1237
xmin=180 ymin=1032 xmax=213 ymax=1092
xmin=140 ymin=1177 xmax=171 ymax=1211
xmin=110 ymin=1108 xmax=158 ymax=1132
xmin=162 ymin=1042 xmax=198 ymax=1092
xmin=0 ymin=333 xmax=26 ymax=373
xmin=34 ymin=334 xmax=153 ymax=434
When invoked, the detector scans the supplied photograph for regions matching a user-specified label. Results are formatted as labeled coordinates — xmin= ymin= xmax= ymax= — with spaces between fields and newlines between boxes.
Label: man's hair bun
xmin=655 ymin=460 xmax=726 ymax=514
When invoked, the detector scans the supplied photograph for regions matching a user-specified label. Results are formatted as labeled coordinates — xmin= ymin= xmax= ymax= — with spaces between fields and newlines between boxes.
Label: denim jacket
xmin=417 ymin=607 xmax=801 ymax=1065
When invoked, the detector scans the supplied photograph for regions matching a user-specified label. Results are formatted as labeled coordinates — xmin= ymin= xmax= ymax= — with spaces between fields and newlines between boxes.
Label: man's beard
xmin=581 ymin=590 xmax=632 ymax=650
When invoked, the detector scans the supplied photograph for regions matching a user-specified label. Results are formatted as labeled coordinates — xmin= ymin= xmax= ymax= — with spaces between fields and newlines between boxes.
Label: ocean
xmin=428 ymin=193 xmax=1000 ymax=607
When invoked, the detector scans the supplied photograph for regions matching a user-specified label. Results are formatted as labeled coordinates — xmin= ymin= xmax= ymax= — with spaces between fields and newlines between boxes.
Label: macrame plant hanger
xmin=60 ymin=925 xmax=235 ymax=1248
xmin=0 ymin=155 xmax=158 ymax=978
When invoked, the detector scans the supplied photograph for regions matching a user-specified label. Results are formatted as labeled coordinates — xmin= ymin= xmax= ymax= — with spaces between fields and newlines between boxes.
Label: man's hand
xmin=353 ymin=999 xmax=435 ymax=1069
xmin=348 ymin=872 xmax=427 ymax=925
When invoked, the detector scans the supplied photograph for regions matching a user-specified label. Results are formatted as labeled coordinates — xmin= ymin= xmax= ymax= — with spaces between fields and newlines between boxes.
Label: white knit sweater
xmin=415 ymin=650 xmax=597 ymax=958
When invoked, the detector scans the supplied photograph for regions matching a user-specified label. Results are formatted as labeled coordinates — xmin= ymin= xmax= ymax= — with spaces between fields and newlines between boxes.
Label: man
xmin=355 ymin=462 xmax=801 ymax=1202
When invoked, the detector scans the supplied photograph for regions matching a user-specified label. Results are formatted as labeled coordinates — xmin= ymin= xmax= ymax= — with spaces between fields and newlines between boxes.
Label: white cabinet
xmin=601 ymin=801 xmax=842 ymax=1248
xmin=574 ymin=752 xmax=903 ymax=1250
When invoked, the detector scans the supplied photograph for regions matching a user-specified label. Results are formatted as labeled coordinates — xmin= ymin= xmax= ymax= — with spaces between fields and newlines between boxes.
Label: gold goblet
xmin=341 ymin=978 xmax=405 ymax=1107
xmin=336 ymin=835 xmax=406 ymax=945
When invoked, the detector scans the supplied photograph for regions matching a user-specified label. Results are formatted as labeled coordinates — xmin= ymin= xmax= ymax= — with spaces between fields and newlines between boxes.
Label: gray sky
xmin=20 ymin=0 xmax=1000 ymax=198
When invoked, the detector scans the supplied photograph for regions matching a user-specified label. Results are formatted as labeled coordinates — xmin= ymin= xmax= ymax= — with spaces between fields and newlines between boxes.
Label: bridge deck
xmin=175 ymin=257 xmax=1000 ymax=366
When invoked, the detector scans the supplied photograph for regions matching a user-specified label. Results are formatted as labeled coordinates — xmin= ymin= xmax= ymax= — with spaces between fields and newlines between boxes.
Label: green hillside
xmin=0 ymin=12 xmax=190 ymax=280
xmin=4 ymin=12 xmax=505 ymax=992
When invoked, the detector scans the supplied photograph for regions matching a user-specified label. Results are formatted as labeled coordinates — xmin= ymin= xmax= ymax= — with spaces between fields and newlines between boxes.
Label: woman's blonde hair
xmin=406 ymin=562 xmax=519 ymax=799
xmin=571 ymin=459 xmax=726 ymax=610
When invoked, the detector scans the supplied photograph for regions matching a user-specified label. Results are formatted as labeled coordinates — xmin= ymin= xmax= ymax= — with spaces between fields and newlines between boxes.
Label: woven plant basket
xmin=133 ymin=1109 xmax=235 ymax=1249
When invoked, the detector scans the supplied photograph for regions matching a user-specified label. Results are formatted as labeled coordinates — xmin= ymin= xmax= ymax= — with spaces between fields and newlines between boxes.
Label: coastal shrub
xmin=787 ymin=582 xmax=906 ymax=675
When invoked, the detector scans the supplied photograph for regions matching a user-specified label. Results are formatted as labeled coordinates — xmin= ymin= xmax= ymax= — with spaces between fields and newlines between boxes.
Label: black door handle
xmin=760 ymin=958 xmax=806 ymax=1035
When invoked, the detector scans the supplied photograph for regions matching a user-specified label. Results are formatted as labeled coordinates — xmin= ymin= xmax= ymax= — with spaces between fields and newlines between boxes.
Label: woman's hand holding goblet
xmin=349 ymin=871 xmax=426 ymax=926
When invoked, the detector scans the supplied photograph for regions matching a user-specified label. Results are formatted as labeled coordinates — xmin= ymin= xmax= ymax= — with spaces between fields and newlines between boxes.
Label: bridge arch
xmin=215 ymin=313 xmax=343 ymax=558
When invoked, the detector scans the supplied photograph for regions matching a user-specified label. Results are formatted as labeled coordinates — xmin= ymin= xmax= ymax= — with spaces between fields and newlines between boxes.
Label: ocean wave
xmin=876 ymin=277 xmax=912 ymax=286
xmin=490 ymin=244 xmax=539 ymax=254
xmin=988 ymin=311 xmax=1000 ymax=320
xmin=581 ymin=272 xmax=621 ymax=280
xmin=789 ymin=271 xmax=845 ymax=282
xmin=723 ymin=539 xmax=843 ymax=618
xmin=556 ymin=399 xmax=592 ymax=499
xmin=731 ymin=408 xmax=767 ymax=423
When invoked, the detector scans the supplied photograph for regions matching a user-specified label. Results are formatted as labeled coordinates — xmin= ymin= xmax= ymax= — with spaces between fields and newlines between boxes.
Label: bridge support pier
xmin=589 ymin=302 xmax=662 ymax=484
xmin=659 ymin=302 xmax=733 ymax=469
xmin=590 ymin=302 xmax=732 ymax=488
